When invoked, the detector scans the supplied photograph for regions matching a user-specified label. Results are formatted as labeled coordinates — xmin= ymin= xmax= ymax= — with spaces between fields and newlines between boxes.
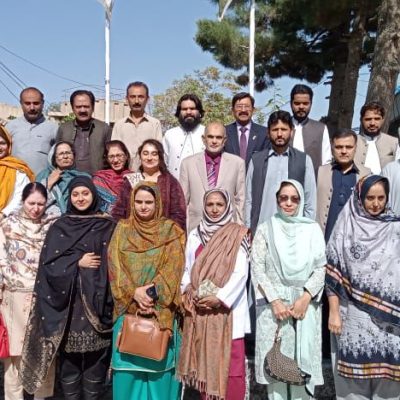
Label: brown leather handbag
xmin=117 ymin=312 xmax=171 ymax=361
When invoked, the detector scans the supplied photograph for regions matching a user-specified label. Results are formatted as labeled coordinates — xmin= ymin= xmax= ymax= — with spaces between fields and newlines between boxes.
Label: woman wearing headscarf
xmin=36 ymin=141 xmax=90 ymax=215
xmin=326 ymin=175 xmax=400 ymax=399
xmin=92 ymin=140 xmax=132 ymax=213
xmin=20 ymin=176 xmax=115 ymax=400
xmin=108 ymin=182 xmax=186 ymax=399
xmin=0 ymin=126 xmax=34 ymax=220
xmin=177 ymin=189 xmax=250 ymax=400
xmin=251 ymin=179 xmax=326 ymax=400
xmin=0 ymin=182 xmax=57 ymax=400
xmin=112 ymin=139 xmax=186 ymax=230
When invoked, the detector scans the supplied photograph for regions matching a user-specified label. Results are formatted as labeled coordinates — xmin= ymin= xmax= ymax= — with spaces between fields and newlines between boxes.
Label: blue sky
xmin=1 ymin=0 xmax=370 ymax=125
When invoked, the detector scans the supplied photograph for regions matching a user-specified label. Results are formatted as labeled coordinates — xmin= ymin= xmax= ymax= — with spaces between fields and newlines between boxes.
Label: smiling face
xmin=232 ymin=96 xmax=254 ymax=126
xmin=54 ymin=143 xmax=74 ymax=169
xmin=205 ymin=192 xmax=227 ymax=220
xmin=0 ymin=135 xmax=10 ymax=159
xmin=363 ymin=181 xmax=387 ymax=216
xmin=140 ymin=143 xmax=160 ymax=172
xmin=23 ymin=191 xmax=47 ymax=220
xmin=107 ymin=144 xmax=128 ymax=172
xmin=134 ymin=189 xmax=156 ymax=221
xmin=70 ymin=186 xmax=94 ymax=212
xmin=277 ymin=184 xmax=300 ymax=216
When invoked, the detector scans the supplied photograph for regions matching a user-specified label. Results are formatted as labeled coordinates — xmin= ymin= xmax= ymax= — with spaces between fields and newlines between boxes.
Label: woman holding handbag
xmin=251 ymin=180 xmax=326 ymax=400
xmin=108 ymin=182 xmax=186 ymax=400
xmin=177 ymin=188 xmax=250 ymax=400
xmin=0 ymin=182 xmax=57 ymax=400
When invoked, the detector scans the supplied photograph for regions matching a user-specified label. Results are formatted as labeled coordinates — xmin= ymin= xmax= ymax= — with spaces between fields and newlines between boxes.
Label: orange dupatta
xmin=0 ymin=126 xmax=35 ymax=211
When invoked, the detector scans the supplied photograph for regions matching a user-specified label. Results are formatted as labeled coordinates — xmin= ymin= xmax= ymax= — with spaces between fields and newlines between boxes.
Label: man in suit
xmin=317 ymin=128 xmax=371 ymax=242
xmin=180 ymin=121 xmax=245 ymax=232
xmin=354 ymin=101 xmax=399 ymax=174
xmin=290 ymin=84 xmax=331 ymax=177
xmin=56 ymin=90 xmax=112 ymax=174
xmin=225 ymin=92 xmax=269 ymax=169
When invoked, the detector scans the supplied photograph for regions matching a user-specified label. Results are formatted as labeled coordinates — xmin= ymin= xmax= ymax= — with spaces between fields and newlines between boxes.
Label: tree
xmin=196 ymin=0 xmax=379 ymax=133
xmin=365 ymin=0 xmax=400 ymax=133
xmin=152 ymin=66 xmax=266 ymax=131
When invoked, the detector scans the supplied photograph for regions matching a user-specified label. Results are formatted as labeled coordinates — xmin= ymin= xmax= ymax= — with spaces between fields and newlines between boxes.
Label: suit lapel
xmin=195 ymin=154 xmax=209 ymax=191
xmin=246 ymin=125 xmax=259 ymax=162
xmin=217 ymin=153 xmax=228 ymax=187
xmin=228 ymin=124 xmax=240 ymax=155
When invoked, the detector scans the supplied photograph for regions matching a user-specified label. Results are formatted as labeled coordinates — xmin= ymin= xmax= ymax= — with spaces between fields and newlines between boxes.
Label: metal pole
xmin=105 ymin=14 xmax=110 ymax=124
xmin=249 ymin=0 xmax=255 ymax=96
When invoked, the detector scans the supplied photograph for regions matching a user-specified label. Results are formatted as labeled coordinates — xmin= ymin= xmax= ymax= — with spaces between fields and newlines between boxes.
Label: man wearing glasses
xmin=225 ymin=92 xmax=268 ymax=169
xmin=56 ymin=90 xmax=112 ymax=174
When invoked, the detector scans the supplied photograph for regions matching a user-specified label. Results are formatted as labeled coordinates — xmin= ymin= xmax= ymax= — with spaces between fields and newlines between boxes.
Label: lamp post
xmin=98 ymin=0 xmax=115 ymax=124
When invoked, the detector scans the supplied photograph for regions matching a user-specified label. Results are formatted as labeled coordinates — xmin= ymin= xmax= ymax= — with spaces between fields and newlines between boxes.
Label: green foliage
xmin=62 ymin=113 xmax=75 ymax=123
xmin=153 ymin=66 xmax=266 ymax=131
xmin=196 ymin=0 xmax=379 ymax=91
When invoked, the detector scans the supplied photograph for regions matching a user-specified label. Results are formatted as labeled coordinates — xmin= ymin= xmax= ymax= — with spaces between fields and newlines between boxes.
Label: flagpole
xmin=105 ymin=13 xmax=110 ymax=124
xmin=249 ymin=0 xmax=255 ymax=96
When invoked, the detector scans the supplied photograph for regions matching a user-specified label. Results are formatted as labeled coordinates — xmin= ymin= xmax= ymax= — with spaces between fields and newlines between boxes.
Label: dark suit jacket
xmin=56 ymin=118 xmax=112 ymax=174
xmin=224 ymin=121 xmax=268 ymax=169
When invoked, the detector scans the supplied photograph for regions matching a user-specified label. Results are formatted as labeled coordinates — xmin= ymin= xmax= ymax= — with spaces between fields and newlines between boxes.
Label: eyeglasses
xmin=277 ymin=195 xmax=300 ymax=204
xmin=56 ymin=151 xmax=73 ymax=158
xmin=107 ymin=154 xmax=126 ymax=161
xmin=234 ymin=105 xmax=252 ymax=111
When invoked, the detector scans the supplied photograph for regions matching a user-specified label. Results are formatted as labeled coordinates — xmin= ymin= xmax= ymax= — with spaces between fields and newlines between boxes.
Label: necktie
xmin=207 ymin=159 xmax=217 ymax=188
xmin=239 ymin=126 xmax=247 ymax=160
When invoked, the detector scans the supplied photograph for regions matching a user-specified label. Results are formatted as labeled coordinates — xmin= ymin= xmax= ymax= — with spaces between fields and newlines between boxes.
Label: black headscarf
xmin=359 ymin=174 xmax=390 ymax=206
xmin=66 ymin=176 xmax=101 ymax=215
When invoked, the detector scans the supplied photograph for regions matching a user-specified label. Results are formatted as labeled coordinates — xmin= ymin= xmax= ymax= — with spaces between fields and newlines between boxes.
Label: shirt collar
xmin=23 ymin=114 xmax=45 ymax=125
xmin=236 ymin=121 xmax=252 ymax=131
xmin=126 ymin=113 xmax=149 ymax=124
xmin=269 ymin=147 xmax=289 ymax=157
xmin=292 ymin=116 xmax=309 ymax=126
xmin=332 ymin=161 xmax=359 ymax=174
xmin=205 ymin=151 xmax=222 ymax=164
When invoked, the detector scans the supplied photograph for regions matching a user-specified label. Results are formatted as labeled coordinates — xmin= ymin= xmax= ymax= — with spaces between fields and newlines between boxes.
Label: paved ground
xmin=0 ymin=359 xmax=335 ymax=399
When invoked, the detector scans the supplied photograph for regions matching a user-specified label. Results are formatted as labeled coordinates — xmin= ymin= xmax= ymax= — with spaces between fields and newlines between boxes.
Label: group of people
xmin=0 ymin=80 xmax=399 ymax=400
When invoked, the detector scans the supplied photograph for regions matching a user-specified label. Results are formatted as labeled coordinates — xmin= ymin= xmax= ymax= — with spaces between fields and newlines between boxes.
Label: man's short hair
xmin=20 ymin=87 xmax=44 ymax=103
xmin=231 ymin=92 xmax=255 ymax=108
xmin=360 ymin=101 xmax=385 ymax=119
xmin=331 ymin=128 xmax=357 ymax=143
xmin=290 ymin=84 xmax=314 ymax=102
xmin=267 ymin=110 xmax=293 ymax=130
xmin=70 ymin=90 xmax=95 ymax=107
xmin=126 ymin=81 xmax=149 ymax=97
xmin=174 ymin=94 xmax=205 ymax=119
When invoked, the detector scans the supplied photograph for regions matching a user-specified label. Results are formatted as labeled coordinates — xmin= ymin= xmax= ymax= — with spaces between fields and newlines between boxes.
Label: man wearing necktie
xmin=180 ymin=121 xmax=246 ymax=232
xmin=225 ymin=92 xmax=269 ymax=169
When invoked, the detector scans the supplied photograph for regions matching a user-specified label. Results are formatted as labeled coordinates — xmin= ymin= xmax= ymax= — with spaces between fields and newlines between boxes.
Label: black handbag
xmin=263 ymin=321 xmax=310 ymax=385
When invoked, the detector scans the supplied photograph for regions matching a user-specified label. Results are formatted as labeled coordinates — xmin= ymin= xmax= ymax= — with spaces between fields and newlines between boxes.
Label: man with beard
xmin=56 ymin=90 xmax=112 ymax=173
xmin=354 ymin=101 xmax=399 ymax=174
xmin=162 ymin=94 xmax=205 ymax=180
xmin=290 ymin=84 xmax=331 ymax=178
xmin=180 ymin=121 xmax=245 ymax=231
xmin=225 ymin=92 xmax=268 ymax=169
xmin=245 ymin=110 xmax=316 ymax=235
xmin=7 ymin=87 xmax=58 ymax=174
xmin=112 ymin=81 xmax=162 ymax=170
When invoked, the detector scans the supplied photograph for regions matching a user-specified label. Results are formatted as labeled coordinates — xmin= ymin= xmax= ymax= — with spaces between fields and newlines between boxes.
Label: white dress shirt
xmin=162 ymin=125 xmax=205 ymax=180
xmin=364 ymin=137 xmax=382 ymax=174
xmin=181 ymin=229 xmax=251 ymax=339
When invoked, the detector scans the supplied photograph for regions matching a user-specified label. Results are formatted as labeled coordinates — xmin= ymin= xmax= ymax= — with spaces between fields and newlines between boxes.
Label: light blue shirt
xmin=7 ymin=115 xmax=58 ymax=175
xmin=245 ymin=148 xmax=316 ymax=228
